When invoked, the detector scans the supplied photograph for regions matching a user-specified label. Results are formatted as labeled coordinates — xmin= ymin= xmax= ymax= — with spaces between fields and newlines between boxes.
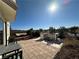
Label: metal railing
xmin=2 ymin=50 xmax=22 ymax=59
xmin=0 ymin=43 xmax=22 ymax=59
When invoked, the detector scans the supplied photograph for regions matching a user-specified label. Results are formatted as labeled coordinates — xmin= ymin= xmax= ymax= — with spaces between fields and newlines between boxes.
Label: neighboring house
xmin=76 ymin=29 xmax=79 ymax=37
xmin=40 ymin=32 xmax=63 ymax=44
xmin=66 ymin=33 xmax=79 ymax=40
xmin=76 ymin=29 xmax=79 ymax=33
xmin=76 ymin=33 xmax=79 ymax=37
xmin=40 ymin=32 xmax=59 ymax=40
xmin=15 ymin=33 xmax=27 ymax=37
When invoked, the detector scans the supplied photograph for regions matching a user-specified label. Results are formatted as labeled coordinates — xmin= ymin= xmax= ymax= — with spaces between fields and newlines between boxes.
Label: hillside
xmin=54 ymin=39 xmax=79 ymax=59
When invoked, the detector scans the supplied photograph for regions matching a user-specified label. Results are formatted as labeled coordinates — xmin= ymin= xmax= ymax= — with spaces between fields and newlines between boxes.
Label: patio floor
xmin=18 ymin=37 xmax=61 ymax=59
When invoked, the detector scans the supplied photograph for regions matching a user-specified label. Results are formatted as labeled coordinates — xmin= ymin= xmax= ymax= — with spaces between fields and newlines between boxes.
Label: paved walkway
xmin=18 ymin=38 xmax=61 ymax=59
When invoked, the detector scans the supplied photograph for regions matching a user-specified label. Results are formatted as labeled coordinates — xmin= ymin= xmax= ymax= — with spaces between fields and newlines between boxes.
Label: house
xmin=40 ymin=32 xmax=59 ymax=40
xmin=0 ymin=0 xmax=22 ymax=59
xmin=16 ymin=33 xmax=27 ymax=37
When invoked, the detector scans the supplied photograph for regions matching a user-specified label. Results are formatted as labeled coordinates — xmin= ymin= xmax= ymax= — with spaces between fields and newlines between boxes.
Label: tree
xmin=69 ymin=26 xmax=79 ymax=35
xmin=33 ymin=30 xmax=40 ymax=37
xmin=39 ymin=28 xmax=43 ymax=33
xmin=27 ymin=28 xmax=34 ymax=37
xmin=49 ymin=27 xmax=55 ymax=33
xmin=58 ymin=27 xmax=67 ymax=39
xmin=27 ymin=28 xmax=40 ymax=38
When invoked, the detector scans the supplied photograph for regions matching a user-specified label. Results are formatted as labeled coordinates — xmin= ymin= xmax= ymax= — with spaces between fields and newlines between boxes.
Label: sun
xmin=48 ymin=3 xmax=58 ymax=13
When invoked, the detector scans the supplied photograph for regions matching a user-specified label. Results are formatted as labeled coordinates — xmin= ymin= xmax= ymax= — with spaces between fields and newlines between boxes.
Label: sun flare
xmin=48 ymin=3 xmax=58 ymax=13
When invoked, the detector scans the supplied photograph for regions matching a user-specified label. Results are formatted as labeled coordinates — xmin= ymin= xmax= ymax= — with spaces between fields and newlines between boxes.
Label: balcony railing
xmin=2 ymin=50 xmax=22 ymax=59
xmin=0 ymin=43 xmax=22 ymax=59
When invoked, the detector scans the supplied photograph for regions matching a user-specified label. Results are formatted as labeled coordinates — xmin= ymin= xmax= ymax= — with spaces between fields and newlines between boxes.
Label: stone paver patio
xmin=18 ymin=38 xmax=61 ymax=59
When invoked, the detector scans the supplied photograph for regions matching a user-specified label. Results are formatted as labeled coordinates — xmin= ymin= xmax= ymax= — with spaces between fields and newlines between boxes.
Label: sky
xmin=0 ymin=0 xmax=79 ymax=30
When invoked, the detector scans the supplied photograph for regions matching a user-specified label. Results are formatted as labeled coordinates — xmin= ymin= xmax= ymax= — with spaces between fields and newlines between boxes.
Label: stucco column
xmin=3 ymin=21 xmax=10 ymax=46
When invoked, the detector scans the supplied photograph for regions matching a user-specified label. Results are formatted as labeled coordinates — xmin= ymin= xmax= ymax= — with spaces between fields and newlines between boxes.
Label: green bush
xmin=27 ymin=28 xmax=40 ymax=38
